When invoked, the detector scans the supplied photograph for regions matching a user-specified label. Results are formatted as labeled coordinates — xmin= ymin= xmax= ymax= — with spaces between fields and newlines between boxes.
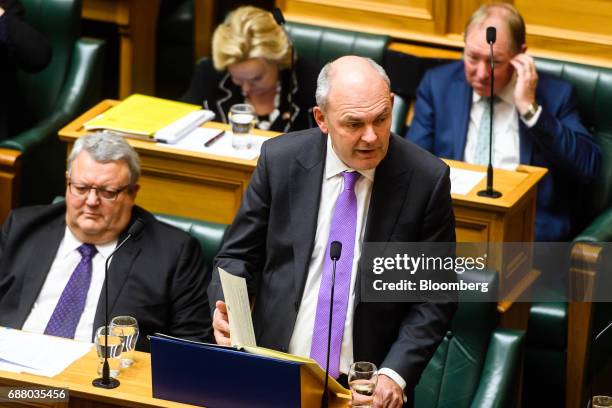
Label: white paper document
xmin=157 ymin=127 xmax=268 ymax=161
xmin=217 ymin=268 xmax=257 ymax=348
xmin=0 ymin=327 xmax=92 ymax=377
xmin=449 ymin=167 xmax=486 ymax=195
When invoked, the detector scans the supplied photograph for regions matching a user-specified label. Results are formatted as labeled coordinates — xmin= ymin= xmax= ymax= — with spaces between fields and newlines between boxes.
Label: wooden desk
xmin=0 ymin=349 xmax=196 ymax=407
xmin=59 ymin=100 xmax=546 ymax=314
xmin=82 ymin=0 xmax=160 ymax=98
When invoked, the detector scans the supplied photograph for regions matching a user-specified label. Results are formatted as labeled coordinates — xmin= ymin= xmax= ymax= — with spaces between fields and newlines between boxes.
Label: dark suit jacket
xmin=181 ymin=58 xmax=317 ymax=133
xmin=0 ymin=203 xmax=212 ymax=350
xmin=407 ymin=60 xmax=601 ymax=241
xmin=211 ymin=128 xmax=457 ymax=391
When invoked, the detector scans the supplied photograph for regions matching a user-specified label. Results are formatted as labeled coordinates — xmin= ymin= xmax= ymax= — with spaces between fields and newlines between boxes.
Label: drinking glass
xmin=229 ymin=103 xmax=256 ymax=150
xmin=94 ymin=325 xmax=124 ymax=377
xmin=593 ymin=396 xmax=612 ymax=408
xmin=348 ymin=361 xmax=378 ymax=408
xmin=110 ymin=315 xmax=139 ymax=368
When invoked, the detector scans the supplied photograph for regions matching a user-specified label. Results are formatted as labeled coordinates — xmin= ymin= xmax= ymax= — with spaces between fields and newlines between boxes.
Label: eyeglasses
xmin=68 ymin=181 xmax=131 ymax=201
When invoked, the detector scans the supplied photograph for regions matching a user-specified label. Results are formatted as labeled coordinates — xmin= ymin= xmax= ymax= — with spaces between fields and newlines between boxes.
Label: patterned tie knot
xmin=342 ymin=171 xmax=360 ymax=191
xmin=78 ymin=243 xmax=97 ymax=260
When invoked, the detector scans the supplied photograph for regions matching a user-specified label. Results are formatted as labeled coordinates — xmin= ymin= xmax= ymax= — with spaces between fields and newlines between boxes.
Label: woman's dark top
xmin=181 ymin=57 xmax=318 ymax=133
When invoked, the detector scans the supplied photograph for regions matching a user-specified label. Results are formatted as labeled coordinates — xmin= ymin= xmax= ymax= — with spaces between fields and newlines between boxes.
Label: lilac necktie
xmin=310 ymin=171 xmax=360 ymax=378
xmin=44 ymin=243 xmax=97 ymax=339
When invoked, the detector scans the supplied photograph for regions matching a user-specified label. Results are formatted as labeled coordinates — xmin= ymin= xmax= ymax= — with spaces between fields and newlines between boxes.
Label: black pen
xmin=204 ymin=130 xmax=225 ymax=147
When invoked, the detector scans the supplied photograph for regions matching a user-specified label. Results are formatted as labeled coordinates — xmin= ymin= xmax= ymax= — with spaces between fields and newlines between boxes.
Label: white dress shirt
xmin=464 ymin=73 xmax=541 ymax=170
xmin=287 ymin=137 xmax=407 ymax=391
xmin=21 ymin=227 xmax=117 ymax=342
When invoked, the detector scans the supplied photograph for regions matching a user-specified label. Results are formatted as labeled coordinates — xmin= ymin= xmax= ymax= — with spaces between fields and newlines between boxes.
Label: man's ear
xmin=520 ymin=43 xmax=527 ymax=54
xmin=313 ymin=106 xmax=329 ymax=135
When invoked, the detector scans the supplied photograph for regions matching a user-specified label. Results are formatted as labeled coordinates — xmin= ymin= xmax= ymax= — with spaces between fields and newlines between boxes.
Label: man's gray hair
xmin=67 ymin=132 xmax=141 ymax=185
xmin=315 ymin=57 xmax=391 ymax=112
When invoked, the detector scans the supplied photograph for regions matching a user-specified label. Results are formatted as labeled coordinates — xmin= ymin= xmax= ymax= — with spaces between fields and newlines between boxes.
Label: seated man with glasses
xmin=0 ymin=132 xmax=212 ymax=350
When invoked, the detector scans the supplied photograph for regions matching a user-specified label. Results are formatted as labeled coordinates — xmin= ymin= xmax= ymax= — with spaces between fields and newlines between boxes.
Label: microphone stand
xmin=92 ymin=219 xmax=145 ymax=389
xmin=478 ymin=27 xmax=502 ymax=199
xmin=322 ymin=241 xmax=342 ymax=408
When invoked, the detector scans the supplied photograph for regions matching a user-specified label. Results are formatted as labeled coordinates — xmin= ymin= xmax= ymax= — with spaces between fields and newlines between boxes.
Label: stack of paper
xmin=84 ymin=94 xmax=213 ymax=142
xmin=0 ymin=328 xmax=92 ymax=377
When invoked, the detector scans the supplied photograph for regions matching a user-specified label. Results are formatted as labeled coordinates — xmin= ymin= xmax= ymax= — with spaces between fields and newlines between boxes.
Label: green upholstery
xmin=534 ymin=58 xmax=612 ymax=238
xmin=415 ymin=268 xmax=524 ymax=408
xmin=154 ymin=213 xmax=227 ymax=270
xmin=522 ymin=302 xmax=567 ymax=407
xmin=521 ymin=59 xmax=612 ymax=407
xmin=0 ymin=0 xmax=105 ymax=206
xmin=285 ymin=21 xmax=409 ymax=135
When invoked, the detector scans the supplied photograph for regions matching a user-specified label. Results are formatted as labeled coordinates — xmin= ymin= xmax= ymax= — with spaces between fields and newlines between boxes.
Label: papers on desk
xmin=218 ymin=268 xmax=257 ymax=348
xmin=450 ymin=167 xmax=486 ymax=195
xmin=0 ymin=328 xmax=92 ymax=377
xmin=157 ymin=127 xmax=266 ymax=161
xmin=83 ymin=94 xmax=213 ymax=142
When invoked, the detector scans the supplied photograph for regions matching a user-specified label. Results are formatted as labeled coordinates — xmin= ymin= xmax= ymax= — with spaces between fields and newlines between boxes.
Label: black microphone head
xmin=486 ymin=26 xmax=496 ymax=44
xmin=272 ymin=7 xmax=286 ymax=26
xmin=127 ymin=218 xmax=145 ymax=237
xmin=330 ymin=241 xmax=342 ymax=261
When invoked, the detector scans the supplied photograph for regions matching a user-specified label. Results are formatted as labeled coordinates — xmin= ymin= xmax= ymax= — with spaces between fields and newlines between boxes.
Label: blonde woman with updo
xmin=182 ymin=6 xmax=317 ymax=132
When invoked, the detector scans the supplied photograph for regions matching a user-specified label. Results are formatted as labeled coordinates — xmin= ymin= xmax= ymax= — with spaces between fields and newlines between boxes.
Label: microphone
xmin=477 ymin=26 xmax=502 ymax=199
xmin=272 ymin=7 xmax=296 ymax=126
xmin=321 ymin=241 xmax=342 ymax=408
xmin=92 ymin=218 xmax=145 ymax=389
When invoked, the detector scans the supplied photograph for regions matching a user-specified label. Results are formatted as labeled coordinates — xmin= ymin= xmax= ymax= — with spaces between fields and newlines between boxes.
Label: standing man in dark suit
xmin=407 ymin=2 xmax=601 ymax=242
xmin=0 ymin=133 xmax=212 ymax=350
xmin=210 ymin=56 xmax=456 ymax=407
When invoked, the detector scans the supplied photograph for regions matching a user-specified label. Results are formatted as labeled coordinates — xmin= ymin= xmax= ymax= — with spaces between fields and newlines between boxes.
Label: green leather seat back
xmin=285 ymin=21 xmax=388 ymax=67
xmin=535 ymin=58 xmax=612 ymax=219
xmin=284 ymin=22 xmax=408 ymax=134
xmin=415 ymin=268 xmax=499 ymax=407
xmin=154 ymin=213 xmax=227 ymax=270
xmin=19 ymin=0 xmax=80 ymax=122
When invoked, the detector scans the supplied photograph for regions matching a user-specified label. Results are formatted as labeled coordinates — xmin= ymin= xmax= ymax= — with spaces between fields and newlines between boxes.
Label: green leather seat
xmin=415 ymin=268 xmax=524 ymax=408
xmin=154 ymin=213 xmax=227 ymax=270
xmin=522 ymin=59 xmax=612 ymax=407
xmin=0 ymin=0 xmax=105 ymax=207
xmin=285 ymin=21 xmax=409 ymax=135
xmin=534 ymin=58 xmax=612 ymax=239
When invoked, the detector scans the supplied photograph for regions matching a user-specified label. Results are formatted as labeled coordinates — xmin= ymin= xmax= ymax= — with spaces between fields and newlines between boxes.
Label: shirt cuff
xmin=378 ymin=367 xmax=408 ymax=403
xmin=520 ymin=105 xmax=542 ymax=128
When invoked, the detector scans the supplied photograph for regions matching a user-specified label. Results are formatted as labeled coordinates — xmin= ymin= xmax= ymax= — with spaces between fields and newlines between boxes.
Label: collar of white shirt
xmin=325 ymin=135 xmax=376 ymax=182
xmin=58 ymin=226 xmax=118 ymax=261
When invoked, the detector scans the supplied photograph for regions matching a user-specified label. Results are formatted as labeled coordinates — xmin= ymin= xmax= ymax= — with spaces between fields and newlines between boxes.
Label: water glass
xmin=94 ymin=325 xmax=124 ymax=378
xmin=110 ymin=315 xmax=139 ymax=368
xmin=229 ymin=103 xmax=256 ymax=150
xmin=594 ymin=396 xmax=612 ymax=408
xmin=348 ymin=361 xmax=378 ymax=407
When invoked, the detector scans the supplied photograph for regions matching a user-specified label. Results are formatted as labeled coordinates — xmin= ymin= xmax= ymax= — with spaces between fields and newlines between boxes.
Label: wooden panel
xmin=0 ymin=148 xmax=22 ymax=225
xmin=278 ymin=0 xmax=447 ymax=38
xmin=281 ymin=0 xmax=612 ymax=68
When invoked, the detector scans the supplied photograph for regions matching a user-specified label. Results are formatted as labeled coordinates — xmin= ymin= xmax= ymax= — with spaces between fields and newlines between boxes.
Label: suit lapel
xmin=290 ymin=130 xmax=326 ymax=304
xmin=453 ymin=74 xmax=473 ymax=160
xmin=359 ymin=136 xmax=414 ymax=303
xmin=92 ymin=233 xmax=142 ymax=334
xmin=17 ymin=217 xmax=65 ymax=327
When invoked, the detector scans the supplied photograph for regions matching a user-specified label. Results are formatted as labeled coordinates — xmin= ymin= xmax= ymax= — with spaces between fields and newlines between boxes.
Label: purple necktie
xmin=44 ymin=243 xmax=97 ymax=339
xmin=310 ymin=171 xmax=360 ymax=378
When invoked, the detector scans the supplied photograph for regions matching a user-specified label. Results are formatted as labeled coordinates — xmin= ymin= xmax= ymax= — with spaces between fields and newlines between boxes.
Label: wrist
xmin=520 ymin=102 xmax=539 ymax=121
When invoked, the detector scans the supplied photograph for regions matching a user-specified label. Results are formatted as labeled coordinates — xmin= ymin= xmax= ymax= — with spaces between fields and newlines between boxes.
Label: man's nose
xmin=476 ymin=60 xmax=489 ymax=80
xmin=85 ymin=188 xmax=100 ymax=205
xmin=361 ymin=125 xmax=378 ymax=144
